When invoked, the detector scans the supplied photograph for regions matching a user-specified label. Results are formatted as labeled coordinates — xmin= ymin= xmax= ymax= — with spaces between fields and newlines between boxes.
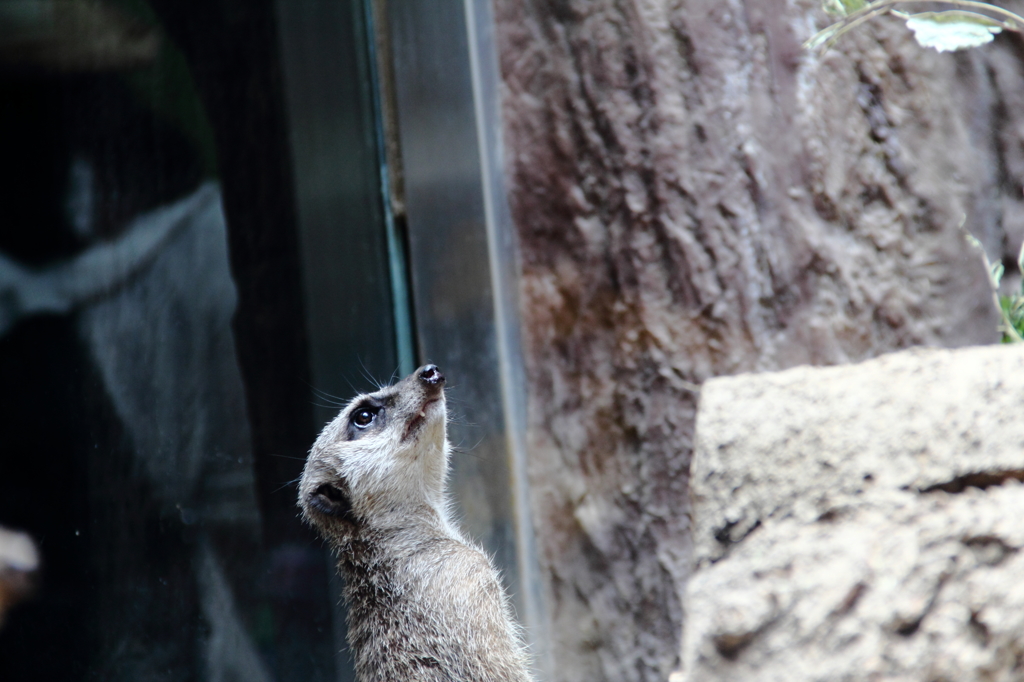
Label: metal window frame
xmin=381 ymin=1 xmax=546 ymax=671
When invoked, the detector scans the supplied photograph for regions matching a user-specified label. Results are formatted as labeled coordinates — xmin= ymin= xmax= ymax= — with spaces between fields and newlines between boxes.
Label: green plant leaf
xmin=999 ymin=293 xmax=1024 ymax=342
xmin=991 ymin=261 xmax=1005 ymax=288
xmin=822 ymin=0 xmax=868 ymax=17
xmin=904 ymin=10 xmax=1004 ymax=52
xmin=1017 ymin=241 xmax=1024 ymax=286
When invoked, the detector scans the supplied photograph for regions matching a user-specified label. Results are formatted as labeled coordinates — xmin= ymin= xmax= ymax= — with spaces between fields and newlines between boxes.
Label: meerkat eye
xmin=352 ymin=407 xmax=378 ymax=428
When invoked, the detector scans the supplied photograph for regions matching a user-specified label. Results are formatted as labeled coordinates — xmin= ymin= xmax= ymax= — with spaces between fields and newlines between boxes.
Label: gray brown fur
xmin=299 ymin=365 xmax=533 ymax=682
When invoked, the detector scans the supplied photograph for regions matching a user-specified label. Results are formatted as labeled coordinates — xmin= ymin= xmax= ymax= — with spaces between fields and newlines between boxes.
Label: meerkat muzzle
xmin=418 ymin=364 xmax=445 ymax=390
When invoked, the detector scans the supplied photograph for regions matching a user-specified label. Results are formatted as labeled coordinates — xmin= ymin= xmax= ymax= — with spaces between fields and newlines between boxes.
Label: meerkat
xmin=299 ymin=364 xmax=533 ymax=682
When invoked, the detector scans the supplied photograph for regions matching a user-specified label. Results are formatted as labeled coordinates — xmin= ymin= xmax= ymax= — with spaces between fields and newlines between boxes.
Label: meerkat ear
xmin=309 ymin=479 xmax=358 ymax=524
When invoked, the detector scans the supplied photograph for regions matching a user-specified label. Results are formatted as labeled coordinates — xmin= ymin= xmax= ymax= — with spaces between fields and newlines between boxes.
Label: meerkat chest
xmin=343 ymin=534 xmax=489 ymax=629
xmin=340 ymin=535 xmax=524 ymax=682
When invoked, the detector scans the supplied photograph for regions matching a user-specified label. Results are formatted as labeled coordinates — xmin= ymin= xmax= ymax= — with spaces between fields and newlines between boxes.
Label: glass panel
xmin=0 ymin=2 xmax=400 ymax=680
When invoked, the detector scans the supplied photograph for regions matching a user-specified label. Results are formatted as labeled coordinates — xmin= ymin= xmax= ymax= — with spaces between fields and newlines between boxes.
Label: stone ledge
xmin=682 ymin=344 xmax=1024 ymax=681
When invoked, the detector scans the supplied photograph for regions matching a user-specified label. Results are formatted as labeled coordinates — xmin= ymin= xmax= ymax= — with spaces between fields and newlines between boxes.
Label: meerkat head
xmin=299 ymin=364 xmax=450 ymax=537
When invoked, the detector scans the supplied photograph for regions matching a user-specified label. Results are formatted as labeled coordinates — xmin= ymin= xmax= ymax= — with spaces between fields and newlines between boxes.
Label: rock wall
xmin=682 ymin=344 xmax=1024 ymax=681
xmin=493 ymin=0 xmax=1014 ymax=680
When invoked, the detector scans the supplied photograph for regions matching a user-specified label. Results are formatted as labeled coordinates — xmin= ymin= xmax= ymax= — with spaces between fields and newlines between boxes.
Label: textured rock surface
xmin=683 ymin=344 xmax=1024 ymax=681
xmin=493 ymin=0 xmax=1013 ymax=680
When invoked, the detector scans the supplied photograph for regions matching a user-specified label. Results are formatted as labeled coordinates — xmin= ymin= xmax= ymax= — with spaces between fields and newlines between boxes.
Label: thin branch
xmin=805 ymin=0 xmax=1024 ymax=51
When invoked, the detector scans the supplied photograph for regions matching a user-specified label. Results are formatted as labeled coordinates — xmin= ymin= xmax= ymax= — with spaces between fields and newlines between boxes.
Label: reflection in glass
xmin=0 ymin=3 xmax=337 ymax=680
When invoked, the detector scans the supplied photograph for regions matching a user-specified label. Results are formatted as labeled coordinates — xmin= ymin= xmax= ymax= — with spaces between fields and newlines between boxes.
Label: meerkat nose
xmin=419 ymin=364 xmax=446 ymax=388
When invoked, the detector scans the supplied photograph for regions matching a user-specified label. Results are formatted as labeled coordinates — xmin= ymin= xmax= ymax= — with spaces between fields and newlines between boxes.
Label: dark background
xmin=0 ymin=2 xmax=395 ymax=680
